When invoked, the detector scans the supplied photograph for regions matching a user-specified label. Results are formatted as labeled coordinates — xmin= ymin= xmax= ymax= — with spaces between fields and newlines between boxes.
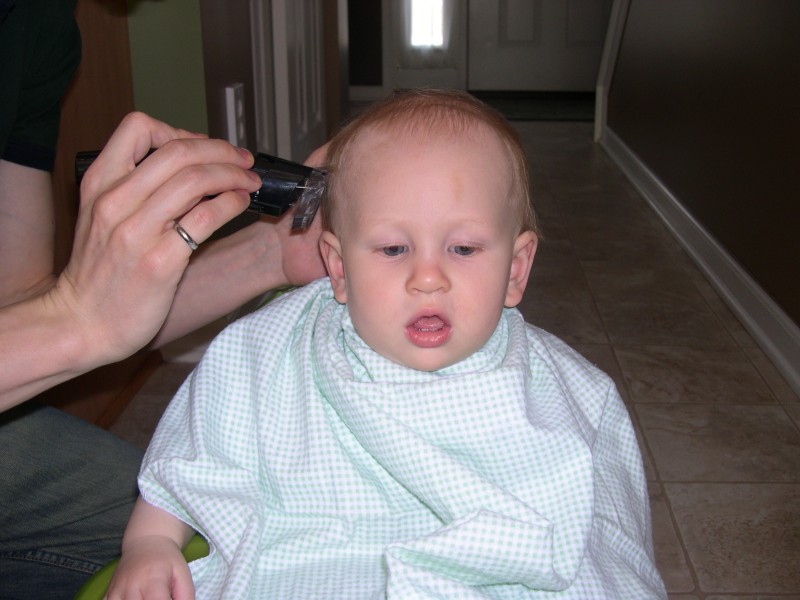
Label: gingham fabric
xmin=139 ymin=278 xmax=666 ymax=599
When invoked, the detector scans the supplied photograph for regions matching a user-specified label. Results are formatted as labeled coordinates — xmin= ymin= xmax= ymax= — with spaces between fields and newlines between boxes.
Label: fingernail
xmin=238 ymin=147 xmax=253 ymax=162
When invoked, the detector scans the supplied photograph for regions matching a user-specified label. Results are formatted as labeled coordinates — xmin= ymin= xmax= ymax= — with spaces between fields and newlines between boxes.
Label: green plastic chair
xmin=73 ymin=534 xmax=209 ymax=599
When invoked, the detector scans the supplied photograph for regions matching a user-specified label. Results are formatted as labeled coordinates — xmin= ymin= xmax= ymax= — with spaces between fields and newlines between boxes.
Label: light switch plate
xmin=225 ymin=83 xmax=247 ymax=147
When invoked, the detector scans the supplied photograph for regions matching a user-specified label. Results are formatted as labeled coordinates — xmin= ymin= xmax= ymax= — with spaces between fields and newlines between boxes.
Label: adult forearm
xmin=0 ymin=293 xmax=94 ymax=411
xmin=150 ymin=219 xmax=288 ymax=348
xmin=0 ymin=160 xmax=56 ymax=308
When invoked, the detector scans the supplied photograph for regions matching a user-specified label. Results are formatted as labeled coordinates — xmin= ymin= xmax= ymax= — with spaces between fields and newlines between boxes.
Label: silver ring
xmin=174 ymin=223 xmax=199 ymax=251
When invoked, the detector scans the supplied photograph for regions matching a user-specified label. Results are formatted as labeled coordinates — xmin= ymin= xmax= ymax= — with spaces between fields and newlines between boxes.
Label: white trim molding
xmin=250 ymin=0 xmax=277 ymax=155
xmin=594 ymin=0 xmax=630 ymax=142
xmin=600 ymin=128 xmax=800 ymax=397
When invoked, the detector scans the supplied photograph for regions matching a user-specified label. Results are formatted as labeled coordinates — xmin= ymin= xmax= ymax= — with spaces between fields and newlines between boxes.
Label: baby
xmin=108 ymin=89 xmax=666 ymax=598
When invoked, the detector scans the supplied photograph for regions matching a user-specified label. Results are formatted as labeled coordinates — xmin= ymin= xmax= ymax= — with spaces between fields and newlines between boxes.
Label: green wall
xmin=126 ymin=0 xmax=208 ymax=134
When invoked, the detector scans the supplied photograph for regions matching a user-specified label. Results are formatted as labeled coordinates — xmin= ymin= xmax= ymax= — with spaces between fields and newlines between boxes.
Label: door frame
xmin=251 ymin=0 xmax=343 ymax=160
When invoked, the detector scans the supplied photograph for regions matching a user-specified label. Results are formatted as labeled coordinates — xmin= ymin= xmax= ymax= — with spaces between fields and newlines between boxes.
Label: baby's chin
xmin=355 ymin=322 xmax=482 ymax=372
xmin=384 ymin=347 xmax=476 ymax=373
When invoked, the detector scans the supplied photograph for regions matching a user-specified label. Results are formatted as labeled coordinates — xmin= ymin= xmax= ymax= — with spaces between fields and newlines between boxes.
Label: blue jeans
xmin=0 ymin=403 xmax=142 ymax=599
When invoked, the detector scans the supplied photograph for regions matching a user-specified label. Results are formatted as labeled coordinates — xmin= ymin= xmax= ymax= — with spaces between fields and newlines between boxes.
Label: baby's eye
xmin=382 ymin=245 xmax=406 ymax=257
xmin=451 ymin=245 xmax=477 ymax=256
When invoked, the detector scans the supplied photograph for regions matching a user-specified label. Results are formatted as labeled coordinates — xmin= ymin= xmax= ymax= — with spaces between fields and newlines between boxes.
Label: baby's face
xmin=321 ymin=126 xmax=536 ymax=372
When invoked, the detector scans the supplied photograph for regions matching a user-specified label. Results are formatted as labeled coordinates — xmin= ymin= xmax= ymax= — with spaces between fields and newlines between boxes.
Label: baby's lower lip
xmin=406 ymin=316 xmax=451 ymax=348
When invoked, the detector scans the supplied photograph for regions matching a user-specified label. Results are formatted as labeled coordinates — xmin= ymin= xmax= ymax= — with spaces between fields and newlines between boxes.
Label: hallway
xmin=111 ymin=121 xmax=800 ymax=597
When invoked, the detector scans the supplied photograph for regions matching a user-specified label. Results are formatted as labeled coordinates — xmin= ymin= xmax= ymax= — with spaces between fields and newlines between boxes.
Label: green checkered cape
xmin=139 ymin=278 xmax=665 ymax=598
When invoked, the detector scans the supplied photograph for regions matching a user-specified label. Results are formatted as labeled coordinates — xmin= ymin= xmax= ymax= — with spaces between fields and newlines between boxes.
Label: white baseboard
xmin=600 ymin=127 xmax=800 ymax=397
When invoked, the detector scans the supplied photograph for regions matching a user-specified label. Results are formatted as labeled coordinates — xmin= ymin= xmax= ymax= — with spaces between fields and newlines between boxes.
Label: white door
xmin=267 ymin=0 xmax=328 ymax=161
xmin=468 ymin=0 xmax=612 ymax=91
xmin=383 ymin=0 xmax=468 ymax=91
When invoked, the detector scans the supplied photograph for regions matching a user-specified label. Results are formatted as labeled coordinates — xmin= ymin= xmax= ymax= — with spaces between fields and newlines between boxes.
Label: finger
xmin=170 ymin=564 xmax=196 ymax=600
xmin=89 ymin=153 xmax=260 ymax=244
xmin=81 ymin=112 xmax=202 ymax=201
xmin=172 ymin=189 xmax=252 ymax=251
xmin=141 ymin=161 xmax=261 ymax=226
xmin=125 ymin=137 xmax=254 ymax=207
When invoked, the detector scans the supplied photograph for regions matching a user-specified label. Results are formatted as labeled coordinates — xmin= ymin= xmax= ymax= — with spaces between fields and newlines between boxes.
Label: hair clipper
xmin=74 ymin=150 xmax=325 ymax=231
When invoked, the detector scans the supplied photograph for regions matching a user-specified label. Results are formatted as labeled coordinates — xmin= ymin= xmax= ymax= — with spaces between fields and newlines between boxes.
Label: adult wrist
xmin=0 ymin=291 xmax=97 ymax=410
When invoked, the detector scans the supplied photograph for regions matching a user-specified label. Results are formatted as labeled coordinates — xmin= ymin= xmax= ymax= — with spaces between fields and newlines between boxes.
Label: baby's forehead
xmin=345 ymin=121 xmax=508 ymax=163
xmin=339 ymin=123 xmax=515 ymax=198
xmin=343 ymin=130 xmax=516 ymax=208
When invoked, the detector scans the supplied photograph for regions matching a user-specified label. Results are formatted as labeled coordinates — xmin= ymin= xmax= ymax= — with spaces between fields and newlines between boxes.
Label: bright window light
xmin=411 ymin=0 xmax=444 ymax=47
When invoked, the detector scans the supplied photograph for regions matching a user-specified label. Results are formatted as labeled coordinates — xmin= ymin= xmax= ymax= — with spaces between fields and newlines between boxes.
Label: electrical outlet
xmin=225 ymin=83 xmax=247 ymax=148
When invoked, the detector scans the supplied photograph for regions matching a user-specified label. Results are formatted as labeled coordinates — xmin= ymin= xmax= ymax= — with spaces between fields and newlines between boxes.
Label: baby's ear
xmin=319 ymin=231 xmax=348 ymax=303
xmin=505 ymin=231 xmax=537 ymax=307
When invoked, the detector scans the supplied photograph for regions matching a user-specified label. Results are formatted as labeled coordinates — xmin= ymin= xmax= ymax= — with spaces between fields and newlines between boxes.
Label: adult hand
xmin=144 ymin=141 xmax=330 ymax=349
xmin=0 ymin=112 xmax=261 ymax=408
xmin=58 ymin=112 xmax=261 ymax=364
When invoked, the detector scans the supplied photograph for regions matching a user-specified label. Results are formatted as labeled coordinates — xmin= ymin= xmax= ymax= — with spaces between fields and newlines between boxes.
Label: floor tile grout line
xmin=660 ymin=480 xmax=800 ymax=486
xmin=652 ymin=480 xmax=701 ymax=597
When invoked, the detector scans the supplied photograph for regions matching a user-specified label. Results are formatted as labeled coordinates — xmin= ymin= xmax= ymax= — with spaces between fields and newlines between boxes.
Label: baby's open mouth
xmin=406 ymin=314 xmax=451 ymax=348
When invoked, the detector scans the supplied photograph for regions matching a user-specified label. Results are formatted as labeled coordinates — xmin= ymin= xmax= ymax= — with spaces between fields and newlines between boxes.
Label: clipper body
xmin=75 ymin=150 xmax=325 ymax=231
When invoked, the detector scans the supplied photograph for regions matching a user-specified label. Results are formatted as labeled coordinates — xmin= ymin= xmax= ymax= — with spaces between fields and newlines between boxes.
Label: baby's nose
xmin=407 ymin=256 xmax=450 ymax=294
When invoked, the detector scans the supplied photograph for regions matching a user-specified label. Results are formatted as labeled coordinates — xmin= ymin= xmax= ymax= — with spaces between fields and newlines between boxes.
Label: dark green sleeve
xmin=0 ymin=0 xmax=81 ymax=171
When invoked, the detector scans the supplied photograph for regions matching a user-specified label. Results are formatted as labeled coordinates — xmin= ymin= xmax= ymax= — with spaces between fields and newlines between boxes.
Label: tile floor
xmin=110 ymin=121 xmax=800 ymax=598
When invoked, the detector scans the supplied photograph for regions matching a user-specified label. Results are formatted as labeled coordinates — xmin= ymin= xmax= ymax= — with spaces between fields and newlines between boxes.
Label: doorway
xmin=348 ymin=0 xmax=611 ymax=116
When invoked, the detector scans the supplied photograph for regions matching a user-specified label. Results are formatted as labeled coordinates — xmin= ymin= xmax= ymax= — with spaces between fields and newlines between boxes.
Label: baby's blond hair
xmin=321 ymin=89 xmax=538 ymax=235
